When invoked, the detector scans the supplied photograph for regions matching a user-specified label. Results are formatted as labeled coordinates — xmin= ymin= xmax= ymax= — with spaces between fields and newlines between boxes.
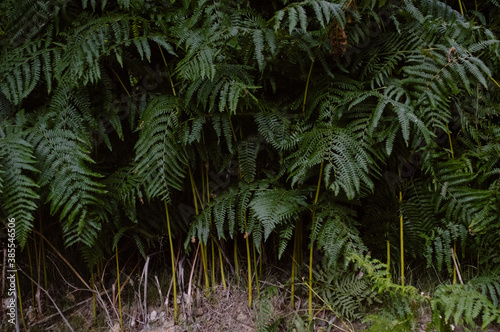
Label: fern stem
xmin=234 ymin=239 xmax=240 ymax=286
xmin=164 ymin=201 xmax=178 ymax=321
xmin=218 ymin=242 xmax=227 ymax=289
xmin=291 ymin=233 xmax=296 ymax=308
xmin=446 ymin=123 xmax=454 ymax=159
xmin=16 ymin=267 xmax=27 ymax=332
xmin=91 ymin=270 xmax=96 ymax=319
xmin=40 ymin=223 xmax=48 ymax=291
xmin=453 ymin=242 xmax=457 ymax=284
xmin=245 ymin=215 xmax=252 ymax=307
xmin=115 ymin=244 xmax=123 ymax=330
xmin=489 ymin=76 xmax=500 ymax=89
xmin=458 ymin=0 xmax=465 ymax=16
xmin=36 ymin=242 xmax=42 ymax=315
xmin=188 ymin=164 xmax=210 ymax=294
xmin=110 ymin=68 xmax=131 ymax=98
xmin=158 ymin=45 xmax=177 ymax=97
xmin=33 ymin=230 xmax=91 ymax=289
xmin=302 ymin=58 xmax=315 ymax=113
xmin=200 ymin=242 xmax=210 ymax=294
xmin=399 ymin=190 xmax=404 ymax=287
xmin=309 ymin=161 xmax=324 ymax=322
xmin=26 ymin=241 xmax=35 ymax=309
xmin=386 ymin=240 xmax=391 ymax=276
xmin=259 ymin=243 xmax=263 ymax=277
xmin=291 ymin=218 xmax=302 ymax=308
xmin=252 ymin=242 xmax=260 ymax=297
xmin=206 ymin=164 xmax=217 ymax=289
xmin=211 ymin=240 xmax=216 ymax=287
xmin=301 ymin=280 xmax=350 ymax=332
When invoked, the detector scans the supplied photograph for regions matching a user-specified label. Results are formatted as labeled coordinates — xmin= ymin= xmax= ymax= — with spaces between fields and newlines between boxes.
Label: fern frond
xmin=273 ymin=0 xmax=347 ymax=33
xmin=238 ymin=138 xmax=260 ymax=183
xmin=315 ymin=208 xmax=366 ymax=268
xmin=314 ymin=268 xmax=379 ymax=320
xmin=250 ymin=187 xmax=307 ymax=242
xmin=0 ymin=114 xmax=39 ymax=247
xmin=432 ymin=283 xmax=500 ymax=329
xmin=254 ymin=112 xmax=298 ymax=151
xmin=29 ymin=124 xmax=105 ymax=247
xmin=289 ymin=124 xmax=379 ymax=199
xmin=134 ymin=95 xmax=189 ymax=201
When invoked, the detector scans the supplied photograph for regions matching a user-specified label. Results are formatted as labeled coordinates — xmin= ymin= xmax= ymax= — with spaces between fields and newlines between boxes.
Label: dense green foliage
xmin=1 ymin=0 xmax=500 ymax=328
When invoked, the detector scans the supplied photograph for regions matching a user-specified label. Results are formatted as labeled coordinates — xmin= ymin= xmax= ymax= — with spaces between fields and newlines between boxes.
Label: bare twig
xmin=138 ymin=256 xmax=150 ymax=326
xmin=164 ymin=243 xmax=182 ymax=311
xmin=154 ymin=275 xmax=163 ymax=310
xmin=94 ymin=286 xmax=114 ymax=328
xmin=18 ymin=268 xmax=74 ymax=332
xmin=187 ymin=243 xmax=200 ymax=318
xmin=451 ymin=247 xmax=464 ymax=285
xmin=36 ymin=241 xmax=42 ymax=315
xmin=32 ymin=230 xmax=90 ymax=290
xmin=30 ymin=287 xmax=109 ymax=326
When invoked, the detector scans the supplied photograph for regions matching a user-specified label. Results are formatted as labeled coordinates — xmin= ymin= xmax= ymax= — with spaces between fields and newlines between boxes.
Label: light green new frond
xmin=134 ymin=95 xmax=189 ymax=201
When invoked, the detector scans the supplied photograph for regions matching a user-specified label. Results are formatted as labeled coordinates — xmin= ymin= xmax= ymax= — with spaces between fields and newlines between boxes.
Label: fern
xmin=273 ymin=0 xmax=347 ymax=33
xmin=314 ymin=268 xmax=380 ymax=320
xmin=28 ymin=123 xmax=106 ymax=247
xmin=432 ymin=283 xmax=500 ymax=329
xmin=249 ymin=187 xmax=307 ymax=254
xmin=468 ymin=275 xmax=500 ymax=309
xmin=314 ymin=203 xmax=366 ymax=268
xmin=289 ymin=124 xmax=379 ymax=199
xmin=55 ymin=14 xmax=175 ymax=85
xmin=254 ymin=112 xmax=298 ymax=151
xmin=0 ymin=43 xmax=44 ymax=105
xmin=0 ymin=113 xmax=39 ymax=247
xmin=134 ymin=95 xmax=189 ymax=201
xmin=1 ymin=2 xmax=500 ymax=322
xmin=238 ymin=137 xmax=260 ymax=183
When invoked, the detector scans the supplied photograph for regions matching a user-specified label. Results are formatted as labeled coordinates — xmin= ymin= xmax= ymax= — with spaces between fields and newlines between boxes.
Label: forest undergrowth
xmin=1 ymin=0 xmax=500 ymax=331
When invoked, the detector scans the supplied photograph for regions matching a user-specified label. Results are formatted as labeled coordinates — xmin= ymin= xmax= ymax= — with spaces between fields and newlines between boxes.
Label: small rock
xmin=150 ymin=310 xmax=158 ymax=321
xmin=237 ymin=313 xmax=247 ymax=321
xmin=109 ymin=323 xmax=120 ymax=332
